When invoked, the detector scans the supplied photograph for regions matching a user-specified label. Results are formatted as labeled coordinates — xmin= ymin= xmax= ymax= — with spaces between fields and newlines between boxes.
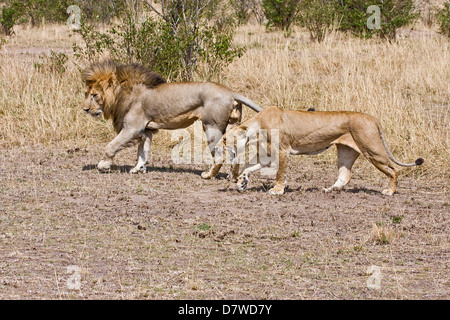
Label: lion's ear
xmin=99 ymin=73 xmax=118 ymax=91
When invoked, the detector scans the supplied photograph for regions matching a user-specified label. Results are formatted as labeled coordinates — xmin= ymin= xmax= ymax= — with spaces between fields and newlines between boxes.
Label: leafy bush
xmin=262 ymin=0 xmax=301 ymax=32
xmin=297 ymin=0 xmax=336 ymax=42
xmin=73 ymin=1 xmax=244 ymax=81
xmin=231 ymin=0 xmax=265 ymax=25
xmin=74 ymin=0 xmax=127 ymax=24
xmin=231 ymin=0 xmax=254 ymax=24
xmin=0 ymin=0 xmax=128 ymax=34
xmin=437 ymin=2 xmax=450 ymax=38
xmin=72 ymin=23 xmax=113 ymax=63
xmin=1 ymin=1 xmax=23 ymax=35
xmin=336 ymin=0 xmax=371 ymax=38
xmin=337 ymin=0 xmax=419 ymax=41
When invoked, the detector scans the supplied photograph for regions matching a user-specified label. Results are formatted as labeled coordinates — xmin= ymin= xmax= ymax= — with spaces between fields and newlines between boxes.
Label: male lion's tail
xmin=233 ymin=93 xmax=263 ymax=113
xmin=378 ymin=125 xmax=424 ymax=167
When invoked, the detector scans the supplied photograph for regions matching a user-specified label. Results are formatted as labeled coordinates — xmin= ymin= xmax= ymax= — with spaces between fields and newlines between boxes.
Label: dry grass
xmin=371 ymin=223 xmax=399 ymax=245
xmin=0 ymin=23 xmax=449 ymax=179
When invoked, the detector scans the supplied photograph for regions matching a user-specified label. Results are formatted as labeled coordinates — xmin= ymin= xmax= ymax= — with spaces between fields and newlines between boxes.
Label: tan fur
xmin=81 ymin=60 xmax=261 ymax=174
xmin=202 ymin=106 xmax=424 ymax=196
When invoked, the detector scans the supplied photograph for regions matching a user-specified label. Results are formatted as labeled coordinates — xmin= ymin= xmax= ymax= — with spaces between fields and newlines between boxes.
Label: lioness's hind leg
xmin=268 ymin=150 xmax=288 ymax=196
xmin=372 ymin=162 xmax=398 ymax=196
xmin=357 ymin=142 xmax=398 ymax=195
xmin=350 ymin=123 xmax=399 ymax=195
xmin=324 ymin=144 xmax=360 ymax=193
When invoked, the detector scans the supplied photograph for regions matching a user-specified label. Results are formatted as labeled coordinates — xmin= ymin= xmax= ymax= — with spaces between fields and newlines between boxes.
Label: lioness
xmin=202 ymin=106 xmax=424 ymax=196
xmin=81 ymin=60 xmax=262 ymax=174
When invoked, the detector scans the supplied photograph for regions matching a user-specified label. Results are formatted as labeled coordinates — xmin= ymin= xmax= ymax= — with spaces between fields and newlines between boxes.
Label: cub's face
xmin=82 ymin=84 xmax=105 ymax=117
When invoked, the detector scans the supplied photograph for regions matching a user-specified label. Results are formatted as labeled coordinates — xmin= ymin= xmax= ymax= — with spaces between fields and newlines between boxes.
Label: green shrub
xmin=1 ymin=1 xmax=23 ymax=35
xmin=437 ymin=2 xmax=450 ymax=37
xmin=262 ymin=0 xmax=301 ymax=32
xmin=297 ymin=0 xmax=336 ymax=42
xmin=231 ymin=0 xmax=253 ymax=24
xmin=73 ymin=0 xmax=127 ymax=24
xmin=336 ymin=0 xmax=372 ymax=39
xmin=72 ymin=22 xmax=113 ymax=63
xmin=73 ymin=1 xmax=243 ymax=81
xmin=337 ymin=0 xmax=419 ymax=41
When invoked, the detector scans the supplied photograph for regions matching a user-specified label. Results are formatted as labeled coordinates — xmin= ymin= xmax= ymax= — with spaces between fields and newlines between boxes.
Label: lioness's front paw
xmin=237 ymin=175 xmax=248 ymax=192
xmin=97 ymin=160 xmax=112 ymax=172
xmin=130 ymin=165 xmax=146 ymax=174
xmin=382 ymin=189 xmax=394 ymax=196
xmin=268 ymin=187 xmax=284 ymax=196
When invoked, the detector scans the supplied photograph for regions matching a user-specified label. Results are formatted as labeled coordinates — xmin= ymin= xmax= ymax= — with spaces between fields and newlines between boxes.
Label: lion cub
xmin=202 ymin=106 xmax=424 ymax=196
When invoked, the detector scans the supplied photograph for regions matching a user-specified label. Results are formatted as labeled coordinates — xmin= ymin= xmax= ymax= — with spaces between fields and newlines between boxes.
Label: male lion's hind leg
xmin=201 ymin=123 xmax=227 ymax=179
xmin=130 ymin=131 xmax=153 ymax=174
xmin=324 ymin=144 xmax=360 ymax=193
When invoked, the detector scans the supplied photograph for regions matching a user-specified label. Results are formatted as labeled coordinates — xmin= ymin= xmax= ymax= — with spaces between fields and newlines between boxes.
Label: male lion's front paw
xmin=382 ymin=189 xmax=394 ymax=196
xmin=97 ymin=160 xmax=112 ymax=172
xmin=130 ymin=165 xmax=146 ymax=174
xmin=201 ymin=171 xmax=212 ymax=179
xmin=323 ymin=186 xmax=343 ymax=193
xmin=268 ymin=187 xmax=284 ymax=196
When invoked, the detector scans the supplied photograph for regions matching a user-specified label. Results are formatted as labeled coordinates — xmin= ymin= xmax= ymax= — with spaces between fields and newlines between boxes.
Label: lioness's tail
xmin=378 ymin=125 xmax=424 ymax=167
xmin=233 ymin=93 xmax=263 ymax=113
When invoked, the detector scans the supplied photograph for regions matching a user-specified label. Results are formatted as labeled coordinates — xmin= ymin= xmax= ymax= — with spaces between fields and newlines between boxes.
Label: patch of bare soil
xmin=0 ymin=145 xmax=448 ymax=299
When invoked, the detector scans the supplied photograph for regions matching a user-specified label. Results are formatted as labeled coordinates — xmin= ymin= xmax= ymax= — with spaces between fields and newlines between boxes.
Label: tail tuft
xmin=415 ymin=158 xmax=424 ymax=166
xmin=307 ymin=108 xmax=315 ymax=111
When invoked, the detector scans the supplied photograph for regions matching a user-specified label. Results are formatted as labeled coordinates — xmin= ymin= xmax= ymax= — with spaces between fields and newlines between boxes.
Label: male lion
xmin=81 ymin=60 xmax=262 ymax=174
xmin=202 ymin=106 xmax=424 ymax=196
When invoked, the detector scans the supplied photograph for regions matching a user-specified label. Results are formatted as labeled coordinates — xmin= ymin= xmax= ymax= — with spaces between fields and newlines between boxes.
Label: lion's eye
xmin=91 ymin=94 xmax=98 ymax=99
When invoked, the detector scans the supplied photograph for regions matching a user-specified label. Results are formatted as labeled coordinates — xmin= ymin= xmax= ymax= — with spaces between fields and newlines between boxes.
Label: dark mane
xmin=81 ymin=60 xmax=166 ymax=89
xmin=116 ymin=63 xmax=167 ymax=90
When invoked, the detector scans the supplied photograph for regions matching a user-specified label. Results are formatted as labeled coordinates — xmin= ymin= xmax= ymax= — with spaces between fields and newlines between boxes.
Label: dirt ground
xmin=0 ymin=143 xmax=448 ymax=300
